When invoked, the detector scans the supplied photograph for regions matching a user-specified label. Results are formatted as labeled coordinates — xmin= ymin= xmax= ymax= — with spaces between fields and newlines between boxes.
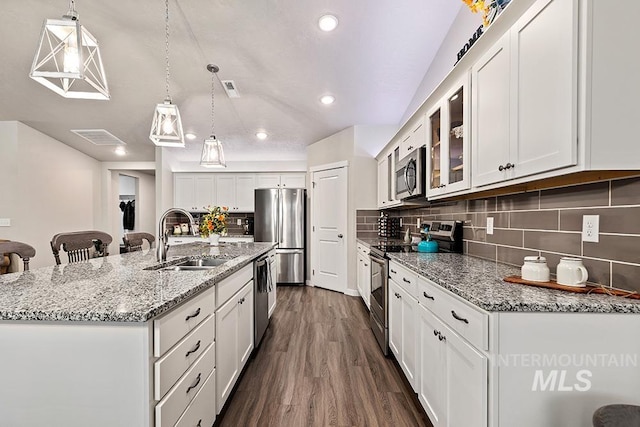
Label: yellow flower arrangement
xmin=199 ymin=205 xmax=229 ymax=237
xmin=462 ymin=0 xmax=511 ymax=28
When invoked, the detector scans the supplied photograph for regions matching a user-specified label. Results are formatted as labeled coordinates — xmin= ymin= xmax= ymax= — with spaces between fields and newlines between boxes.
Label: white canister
xmin=521 ymin=256 xmax=550 ymax=282
xmin=556 ymin=257 xmax=588 ymax=287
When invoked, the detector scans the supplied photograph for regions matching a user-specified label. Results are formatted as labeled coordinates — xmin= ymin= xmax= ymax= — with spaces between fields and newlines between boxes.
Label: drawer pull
xmin=364 ymin=263 xmax=368 ymax=267
xmin=438 ymin=333 xmax=446 ymax=342
xmin=433 ymin=329 xmax=439 ymax=336
xmin=185 ymin=307 xmax=201 ymax=322
xmin=185 ymin=340 xmax=201 ymax=358
xmin=402 ymin=277 xmax=411 ymax=284
xmin=423 ymin=291 xmax=435 ymax=300
xmin=390 ymin=269 xmax=397 ymax=274
xmin=186 ymin=373 xmax=202 ymax=394
xmin=396 ymin=293 xmax=401 ymax=299
xmin=239 ymin=297 xmax=245 ymax=304
xmin=451 ymin=310 xmax=469 ymax=324
xmin=197 ymin=420 xmax=202 ymax=427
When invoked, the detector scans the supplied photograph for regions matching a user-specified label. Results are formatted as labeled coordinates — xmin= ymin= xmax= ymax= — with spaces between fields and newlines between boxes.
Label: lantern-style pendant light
xmin=29 ymin=0 xmax=109 ymax=100
xmin=200 ymin=64 xmax=226 ymax=168
xmin=149 ymin=0 xmax=185 ymax=147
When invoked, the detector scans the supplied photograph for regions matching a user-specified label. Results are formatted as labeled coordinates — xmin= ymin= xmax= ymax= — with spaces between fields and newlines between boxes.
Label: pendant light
xmin=200 ymin=64 xmax=226 ymax=168
xmin=29 ymin=0 xmax=109 ymax=100
xmin=149 ymin=0 xmax=185 ymax=147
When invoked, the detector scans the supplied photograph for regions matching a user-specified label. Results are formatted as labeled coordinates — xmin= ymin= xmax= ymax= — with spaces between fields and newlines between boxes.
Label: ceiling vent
xmin=71 ymin=129 xmax=127 ymax=146
xmin=221 ymin=80 xmax=240 ymax=98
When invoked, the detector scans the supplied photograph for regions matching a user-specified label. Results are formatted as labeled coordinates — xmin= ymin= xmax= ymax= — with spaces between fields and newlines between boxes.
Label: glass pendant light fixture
xmin=200 ymin=64 xmax=226 ymax=168
xmin=149 ymin=0 xmax=185 ymax=147
xmin=29 ymin=0 xmax=109 ymax=100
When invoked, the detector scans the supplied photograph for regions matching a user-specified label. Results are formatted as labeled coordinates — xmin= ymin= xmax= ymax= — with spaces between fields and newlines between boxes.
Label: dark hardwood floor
xmin=217 ymin=285 xmax=432 ymax=427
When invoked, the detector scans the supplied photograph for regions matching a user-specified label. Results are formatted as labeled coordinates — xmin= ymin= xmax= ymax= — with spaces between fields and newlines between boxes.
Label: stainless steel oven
xmin=395 ymin=146 xmax=426 ymax=200
xmin=369 ymin=246 xmax=388 ymax=356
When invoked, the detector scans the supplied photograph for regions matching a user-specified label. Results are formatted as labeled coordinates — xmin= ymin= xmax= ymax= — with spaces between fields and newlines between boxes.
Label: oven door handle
xmin=369 ymin=254 xmax=386 ymax=268
xmin=404 ymin=162 xmax=411 ymax=195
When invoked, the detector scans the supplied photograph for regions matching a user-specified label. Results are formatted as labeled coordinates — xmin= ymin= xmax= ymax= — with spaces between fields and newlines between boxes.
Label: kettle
xmin=417 ymin=234 xmax=438 ymax=253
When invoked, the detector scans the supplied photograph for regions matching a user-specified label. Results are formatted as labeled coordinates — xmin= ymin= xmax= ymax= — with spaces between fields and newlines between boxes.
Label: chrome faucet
xmin=157 ymin=208 xmax=198 ymax=262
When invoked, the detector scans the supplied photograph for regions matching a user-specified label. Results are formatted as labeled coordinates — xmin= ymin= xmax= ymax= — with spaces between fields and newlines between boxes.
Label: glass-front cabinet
xmin=426 ymin=73 xmax=470 ymax=198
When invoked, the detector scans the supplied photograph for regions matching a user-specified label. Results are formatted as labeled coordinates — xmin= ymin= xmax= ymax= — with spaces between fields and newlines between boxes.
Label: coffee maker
xmin=244 ymin=217 xmax=254 ymax=235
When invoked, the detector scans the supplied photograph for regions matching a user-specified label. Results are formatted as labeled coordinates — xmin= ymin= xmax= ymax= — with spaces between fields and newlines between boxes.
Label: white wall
xmin=401 ymin=7 xmax=483 ymax=123
xmin=0 ymin=121 xmax=102 ymax=269
xmin=155 ymin=147 xmax=174 ymax=222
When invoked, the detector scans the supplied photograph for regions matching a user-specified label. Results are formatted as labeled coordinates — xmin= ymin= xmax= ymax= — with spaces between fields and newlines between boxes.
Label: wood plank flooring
xmin=218 ymin=285 xmax=432 ymax=427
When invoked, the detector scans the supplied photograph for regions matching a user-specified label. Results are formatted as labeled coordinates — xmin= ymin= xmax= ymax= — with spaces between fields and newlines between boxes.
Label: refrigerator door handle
xmin=275 ymin=248 xmax=304 ymax=254
xmin=276 ymin=189 xmax=282 ymax=245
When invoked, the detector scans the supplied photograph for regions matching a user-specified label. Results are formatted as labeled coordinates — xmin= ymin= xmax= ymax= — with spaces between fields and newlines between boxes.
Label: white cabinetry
xmin=398 ymin=115 xmax=426 ymax=161
xmin=427 ymin=74 xmax=471 ymax=198
xmin=174 ymin=174 xmax=216 ymax=211
xmin=356 ymin=243 xmax=371 ymax=309
xmin=256 ymin=173 xmax=306 ymax=189
xmin=216 ymin=174 xmax=256 ymax=212
xmin=472 ymin=0 xmax=577 ymax=187
xmin=417 ymin=276 xmax=488 ymax=427
xmin=388 ymin=261 xmax=418 ymax=390
xmin=215 ymin=264 xmax=254 ymax=414
xmin=377 ymin=157 xmax=389 ymax=208
xmin=268 ymin=250 xmax=277 ymax=317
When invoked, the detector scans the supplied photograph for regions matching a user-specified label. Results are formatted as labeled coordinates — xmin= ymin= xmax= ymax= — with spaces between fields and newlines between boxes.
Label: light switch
xmin=0 ymin=218 xmax=10 ymax=227
xmin=486 ymin=217 xmax=494 ymax=235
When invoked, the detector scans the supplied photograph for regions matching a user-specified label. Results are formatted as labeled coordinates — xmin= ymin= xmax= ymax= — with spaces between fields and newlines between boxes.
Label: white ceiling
xmin=0 ymin=0 xmax=461 ymax=166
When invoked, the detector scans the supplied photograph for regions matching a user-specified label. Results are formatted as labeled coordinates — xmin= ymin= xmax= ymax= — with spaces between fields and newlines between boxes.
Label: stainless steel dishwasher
xmin=254 ymin=254 xmax=272 ymax=348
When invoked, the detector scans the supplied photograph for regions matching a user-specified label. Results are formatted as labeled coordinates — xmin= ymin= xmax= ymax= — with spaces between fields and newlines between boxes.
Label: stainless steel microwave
xmin=395 ymin=146 xmax=426 ymax=200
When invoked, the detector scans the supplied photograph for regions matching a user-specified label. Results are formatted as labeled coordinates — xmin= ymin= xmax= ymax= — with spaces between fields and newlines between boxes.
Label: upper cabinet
xmin=255 ymin=173 xmax=306 ymax=189
xmin=427 ymin=74 xmax=471 ymax=198
xmin=399 ymin=115 xmax=426 ymax=161
xmin=472 ymin=0 xmax=577 ymax=187
xmin=174 ymin=174 xmax=216 ymax=212
xmin=216 ymin=175 xmax=256 ymax=212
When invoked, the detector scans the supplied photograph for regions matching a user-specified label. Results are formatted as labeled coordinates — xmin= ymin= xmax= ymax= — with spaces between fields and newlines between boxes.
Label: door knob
xmin=338 ymin=234 xmax=343 ymax=238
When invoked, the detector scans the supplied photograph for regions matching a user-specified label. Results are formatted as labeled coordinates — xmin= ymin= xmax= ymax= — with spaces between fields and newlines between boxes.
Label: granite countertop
xmin=356 ymin=237 xmax=408 ymax=248
xmin=0 ymin=242 xmax=276 ymax=323
xmin=388 ymin=252 xmax=640 ymax=314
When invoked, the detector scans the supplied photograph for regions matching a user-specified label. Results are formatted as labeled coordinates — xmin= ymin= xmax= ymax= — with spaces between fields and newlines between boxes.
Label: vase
xmin=208 ymin=233 xmax=221 ymax=246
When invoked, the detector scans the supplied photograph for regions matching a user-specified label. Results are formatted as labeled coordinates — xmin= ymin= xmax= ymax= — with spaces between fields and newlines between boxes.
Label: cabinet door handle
xmin=433 ymin=329 xmax=439 ymax=336
xmin=397 ymin=293 xmax=401 ymax=299
xmin=390 ymin=269 xmax=397 ymax=274
xmin=364 ymin=263 xmax=368 ymax=267
xmin=451 ymin=310 xmax=469 ymax=324
xmin=185 ymin=307 xmax=201 ymax=322
xmin=423 ymin=291 xmax=435 ymax=300
xmin=438 ymin=333 xmax=446 ymax=342
xmin=186 ymin=373 xmax=202 ymax=394
xmin=407 ymin=145 xmax=414 ymax=151
xmin=402 ymin=278 xmax=411 ymax=284
xmin=505 ymin=162 xmax=515 ymax=169
xmin=197 ymin=420 xmax=202 ymax=427
xmin=338 ymin=234 xmax=344 ymax=238
xmin=498 ymin=164 xmax=505 ymax=172
xmin=185 ymin=340 xmax=201 ymax=358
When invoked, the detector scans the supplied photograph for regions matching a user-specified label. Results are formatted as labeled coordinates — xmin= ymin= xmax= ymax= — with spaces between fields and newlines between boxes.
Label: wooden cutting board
xmin=503 ymin=275 xmax=640 ymax=300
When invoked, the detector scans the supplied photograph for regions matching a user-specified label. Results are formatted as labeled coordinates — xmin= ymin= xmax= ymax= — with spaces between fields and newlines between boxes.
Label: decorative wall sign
xmin=455 ymin=25 xmax=484 ymax=65
xmin=455 ymin=0 xmax=512 ymax=65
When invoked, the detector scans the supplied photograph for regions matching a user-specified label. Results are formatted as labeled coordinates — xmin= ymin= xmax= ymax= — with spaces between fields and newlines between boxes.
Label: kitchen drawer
xmin=154 ymin=314 xmax=215 ymax=400
xmin=418 ymin=276 xmax=489 ymax=351
xmin=216 ymin=263 xmax=253 ymax=309
xmin=174 ymin=369 xmax=216 ymax=427
xmin=155 ymin=342 xmax=215 ymax=427
xmin=154 ymin=287 xmax=215 ymax=357
xmin=356 ymin=242 xmax=370 ymax=256
xmin=389 ymin=261 xmax=417 ymax=296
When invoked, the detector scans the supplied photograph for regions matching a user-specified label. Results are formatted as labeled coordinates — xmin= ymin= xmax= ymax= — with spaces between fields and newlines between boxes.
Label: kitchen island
xmin=0 ymin=241 xmax=276 ymax=427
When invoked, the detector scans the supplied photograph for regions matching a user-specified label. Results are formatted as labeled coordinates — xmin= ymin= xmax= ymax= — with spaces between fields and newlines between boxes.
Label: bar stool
xmin=122 ymin=232 xmax=155 ymax=252
xmin=593 ymin=404 xmax=640 ymax=426
xmin=50 ymin=231 xmax=113 ymax=265
xmin=0 ymin=240 xmax=37 ymax=272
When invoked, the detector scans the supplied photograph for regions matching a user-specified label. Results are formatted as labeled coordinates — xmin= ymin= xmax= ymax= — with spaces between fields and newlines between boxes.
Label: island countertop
xmin=0 ymin=242 xmax=276 ymax=323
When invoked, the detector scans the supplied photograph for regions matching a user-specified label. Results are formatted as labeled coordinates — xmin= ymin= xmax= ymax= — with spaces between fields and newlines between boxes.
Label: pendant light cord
xmin=164 ymin=0 xmax=171 ymax=102
xmin=65 ymin=0 xmax=78 ymax=20
xmin=210 ymin=69 xmax=215 ymax=137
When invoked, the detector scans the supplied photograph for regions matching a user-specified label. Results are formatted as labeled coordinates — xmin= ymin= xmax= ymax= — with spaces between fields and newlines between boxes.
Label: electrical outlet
xmin=486 ymin=217 xmax=494 ymax=235
xmin=582 ymin=215 xmax=599 ymax=242
xmin=417 ymin=218 xmax=421 ymax=228
xmin=399 ymin=218 xmax=403 ymax=227
xmin=236 ymin=218 xmax=242 ymax=226
xmin=0 ymin=218 xmax=10 ymax=227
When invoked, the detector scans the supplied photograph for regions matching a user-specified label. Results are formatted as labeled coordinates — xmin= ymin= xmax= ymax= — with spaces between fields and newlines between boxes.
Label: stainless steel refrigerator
xmin=254 ymin=188 xmax=305 ymax=284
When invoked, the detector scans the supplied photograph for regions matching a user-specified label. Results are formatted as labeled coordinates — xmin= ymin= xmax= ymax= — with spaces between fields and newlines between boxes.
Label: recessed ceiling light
xmin=256 ymin=131 xmax=268 ymax=140
xmin=320 ymin=95 xmax=335 ymax=105
xmin=318 ymin=14 xmax=338 ymax=32
xmin=185 ymin=133 xmax=197 ymax=140
xmin=114 ymin=147 xmax=126 ymax=156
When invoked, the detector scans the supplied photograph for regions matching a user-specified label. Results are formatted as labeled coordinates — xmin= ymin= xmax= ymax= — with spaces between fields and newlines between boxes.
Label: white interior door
xmin=311 ymin=167 xmax=347 ymax=293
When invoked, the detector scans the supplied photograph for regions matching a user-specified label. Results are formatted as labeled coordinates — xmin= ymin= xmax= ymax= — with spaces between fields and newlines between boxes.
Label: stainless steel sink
xmin=161 ymin=258 xmax=229 ymax=271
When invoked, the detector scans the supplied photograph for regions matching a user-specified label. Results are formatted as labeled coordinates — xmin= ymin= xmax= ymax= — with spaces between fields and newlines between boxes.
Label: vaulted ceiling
xmin=0 ymin=0 xmax=462 ymax=166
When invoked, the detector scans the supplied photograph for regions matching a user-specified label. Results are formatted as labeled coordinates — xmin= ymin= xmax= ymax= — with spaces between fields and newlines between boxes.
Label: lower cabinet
xmin=418 ymin=304 xmax=487 ymax=427
xmin=356 ymin=249 xmax=371 ymax=309
xmin=388 ymin=278 xmax=418 ymax=390
xmin=215 ymin=281 xmax=254 ymax=414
